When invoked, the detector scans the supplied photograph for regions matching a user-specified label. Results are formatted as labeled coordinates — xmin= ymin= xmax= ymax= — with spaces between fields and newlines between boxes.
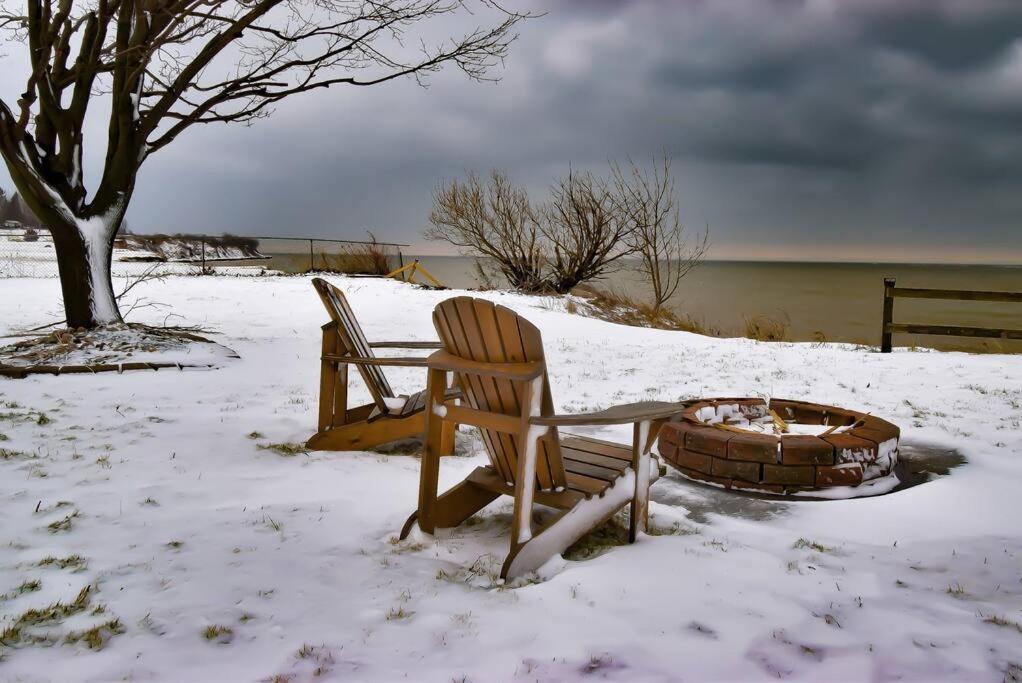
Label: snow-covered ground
xmin=1 ymin=275 xmax=1021 ymax=682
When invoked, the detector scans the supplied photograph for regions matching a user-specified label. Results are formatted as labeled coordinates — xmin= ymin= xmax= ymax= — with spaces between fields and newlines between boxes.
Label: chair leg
xmin=629 ymin=421 xmax=651 ymax=543
xmin=416 ymin=368 xmax=448 ymax=534
xmin=318 ymin=329 xmax=338 ymax=432
xmin=404 ymin=479 xmax=499 ymax=537
xmin=439 ymin=421 xmax=456 ymax=456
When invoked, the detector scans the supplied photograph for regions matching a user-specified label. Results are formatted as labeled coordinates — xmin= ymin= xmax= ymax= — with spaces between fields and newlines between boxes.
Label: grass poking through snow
xmin=793 ymin=538 xmax=833 ymax=553
xmin=0 ymin=580 xmax=42 ymax=601
xmin=46 ymin=511 xmax=80 ymax=533
xmin=258 ymin=442 xmax=307 ymax=457
xmin=202 ymin=624 xmax=234 ymax=643
xmin=981 ymin=614 xmax=1022 ymax=634
xmin=37 ymin=555 xmax=87 ymax=571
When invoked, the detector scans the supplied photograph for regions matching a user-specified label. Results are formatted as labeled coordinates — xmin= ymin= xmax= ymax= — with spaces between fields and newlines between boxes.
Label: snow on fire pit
xmin=659 ymin=398 xmax=900 ymax=497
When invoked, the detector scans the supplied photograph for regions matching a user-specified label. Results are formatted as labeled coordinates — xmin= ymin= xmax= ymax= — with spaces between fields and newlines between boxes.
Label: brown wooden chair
xmin=306 ymin=278 xmax=456 ymax=453
xmin=400 ymin=296 xmax=683 ymax=580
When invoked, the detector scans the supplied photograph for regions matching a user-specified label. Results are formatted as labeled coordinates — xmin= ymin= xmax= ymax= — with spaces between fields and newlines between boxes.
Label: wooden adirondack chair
xmin=306 ymin=278 xmax=456 ymax=452
xmin=400 ymin=296 xmax=683 ymax=579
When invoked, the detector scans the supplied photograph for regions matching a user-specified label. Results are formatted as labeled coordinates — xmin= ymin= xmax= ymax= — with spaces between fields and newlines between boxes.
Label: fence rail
xmin=0 ymin=230 xmax=409 ymax=279
xmin=880 ymin=277 xmax=1022 ymax=352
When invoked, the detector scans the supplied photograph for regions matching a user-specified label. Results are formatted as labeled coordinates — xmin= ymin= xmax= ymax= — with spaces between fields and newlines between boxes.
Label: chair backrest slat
xmin=312 ymin=278 xmax=394 ymax=410
xmin=433 ymin=297 xmax=566 ymax=491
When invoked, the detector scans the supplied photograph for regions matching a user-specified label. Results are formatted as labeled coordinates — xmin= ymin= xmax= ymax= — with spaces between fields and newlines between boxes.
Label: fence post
xmin=397 ymin=250 xmax=406 ymax=282
xmin=881 ymin=277 xmax=896 ymax=353
xmin=200 ymin=237 xmax=206 ymax=274
xmin=309 ymin=239 xmax=315 ymax=272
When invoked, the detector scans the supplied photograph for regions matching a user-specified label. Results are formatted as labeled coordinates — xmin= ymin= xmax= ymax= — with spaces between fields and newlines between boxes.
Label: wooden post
xmin=309 ymin=239 xmax=315 ymax=272
xmin=397 ymin=250 xmax=406 ymax=282
xmin=881 ymin=277 xmax=896 ymax=353
xmin=200 ymin=237 xmax=206 ymax=273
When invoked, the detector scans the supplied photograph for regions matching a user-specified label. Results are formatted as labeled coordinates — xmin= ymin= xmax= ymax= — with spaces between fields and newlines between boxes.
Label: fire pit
xmin=659 ymin=398 xmax=900 ymax=495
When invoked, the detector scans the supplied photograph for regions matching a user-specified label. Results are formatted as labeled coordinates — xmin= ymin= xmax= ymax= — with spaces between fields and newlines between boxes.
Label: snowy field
xmin=1 ymin=275 xmax=1021 ymax=682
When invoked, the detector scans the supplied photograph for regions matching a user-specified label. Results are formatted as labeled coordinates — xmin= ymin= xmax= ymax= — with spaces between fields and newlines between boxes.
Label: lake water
xmin=268 ymin=253 xmax=1022 ymax=353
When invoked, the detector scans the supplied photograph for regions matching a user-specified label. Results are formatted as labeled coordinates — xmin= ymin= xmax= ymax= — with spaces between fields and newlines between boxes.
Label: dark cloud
xmin=1 ymin=0 xmax=1020 ymax=260
xmin=852 ymin=2 xmax=1022 ymax=71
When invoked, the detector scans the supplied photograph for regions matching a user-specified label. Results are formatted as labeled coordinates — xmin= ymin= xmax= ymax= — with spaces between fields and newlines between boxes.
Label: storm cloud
xmin=4 ymin=0 xmax=1022 ymax=261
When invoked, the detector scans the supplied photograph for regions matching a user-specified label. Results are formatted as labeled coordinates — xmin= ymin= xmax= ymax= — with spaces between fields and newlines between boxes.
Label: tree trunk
xmin=48 ymin=212 xmax=123 ymax=329
xmin=0 ymin=144 xmax=129 ymax=329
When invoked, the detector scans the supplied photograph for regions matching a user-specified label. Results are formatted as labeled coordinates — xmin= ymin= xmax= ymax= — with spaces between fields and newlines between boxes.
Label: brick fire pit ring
xmin=659 ymin=398 xmax=900 ymax=495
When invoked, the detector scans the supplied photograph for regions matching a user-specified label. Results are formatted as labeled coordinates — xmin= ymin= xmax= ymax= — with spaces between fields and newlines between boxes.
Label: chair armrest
xmin=426 ymin=350 xmax=545 ymax=381
xmin=369 ymin=341 xmax=444 ymax=349
xmin=530 ymin=401 xmax=687 ymax=427
xmin=322 ymin=353 xmax=429 ymax=368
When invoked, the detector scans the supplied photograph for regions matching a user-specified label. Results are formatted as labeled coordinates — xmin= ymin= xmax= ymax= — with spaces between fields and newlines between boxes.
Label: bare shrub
xmin=427 ymin=171 xmax=547 ymax=292
xmin=428 ymin=159 xmax=708 ymax=300
xmin=428 ymin=170 xmax=634 ymax=294
xmin=612 ymin=156 xmax=708 ymax=314
xmin=542 ymin=171 xmax=634 ymax=293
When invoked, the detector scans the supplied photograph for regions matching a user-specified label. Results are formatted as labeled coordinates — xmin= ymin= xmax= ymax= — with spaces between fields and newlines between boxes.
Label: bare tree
xmin=612 ymin=156 xmax=708 ymax=314
xmin=0 ymin=0 xmax=530 ymax=328
xmin=427 ymin=170 xmax=546 ymax=292
xmin=542 ymin=170 xmax=633 ymax=293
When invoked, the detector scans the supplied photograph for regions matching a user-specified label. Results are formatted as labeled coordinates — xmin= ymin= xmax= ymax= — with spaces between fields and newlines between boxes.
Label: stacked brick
xmin=658 ymin=398 xmax=900 ymax=494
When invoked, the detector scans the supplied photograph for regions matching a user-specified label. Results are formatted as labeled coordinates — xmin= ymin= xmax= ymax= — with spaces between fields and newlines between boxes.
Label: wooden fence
xmin=881 ymin=277 xmax=1022 ymax=352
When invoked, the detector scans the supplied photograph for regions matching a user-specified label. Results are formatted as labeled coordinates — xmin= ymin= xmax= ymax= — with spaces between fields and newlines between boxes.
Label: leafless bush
xmin=428 ymin=169 xmax=635 ymax=294
xmin=428 ymin=159 xmax=708 ymax=300
xmin=612 ymin=156 xmax=709 ymax=314
xmin=542 ymin=171 xmax=634 ymax=293
xmin=427 ymin=171 xmax=547 ymax=292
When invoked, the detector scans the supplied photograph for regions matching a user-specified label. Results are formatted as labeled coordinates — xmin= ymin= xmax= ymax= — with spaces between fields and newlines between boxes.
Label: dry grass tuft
xmin=46 ymin=510 xmax=79 ymax=533
xmin=743 ymin=314 xmax=790 ymax=342
xmin=64 ymin=619 xmax=124 ymax=650
xmin=258 ymin=442 xmax=307 ymax=457
xmin=303 ymin=233 xmax=396 ymax=276
xmin=37 ymin=555 xmax=87 ymax=571
xmin=571 ymin=288 xmax=718 ymax=335
xmin=1 ymin=585 xmax=106 ymax=650
xmin=647 ymin=521 xmax=700 ymax=537
xmin=793 ymin=538 xmax=833 ymax=553
xmin=202 ymin=624 xmax=234 ymax=643
xmin=0 ymin=580 xmax=42 ymax=601
xmin=564 ymin=516 xmax=630 ymax=561
xmin=981 ymin=614 xmax=1022 ymax=634
xmin=386 ymin=606 xmax=414 ymax=621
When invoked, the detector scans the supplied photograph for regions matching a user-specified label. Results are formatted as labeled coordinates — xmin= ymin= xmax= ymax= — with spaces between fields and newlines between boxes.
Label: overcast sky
xmin=3 ymin=0 xmax=1022 ymax=262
